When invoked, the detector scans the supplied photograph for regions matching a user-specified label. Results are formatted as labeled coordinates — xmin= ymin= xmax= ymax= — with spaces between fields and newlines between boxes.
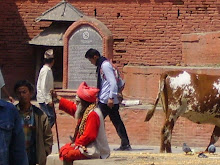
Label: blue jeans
xmin=39 ymin=103 xmax=55 ymax=128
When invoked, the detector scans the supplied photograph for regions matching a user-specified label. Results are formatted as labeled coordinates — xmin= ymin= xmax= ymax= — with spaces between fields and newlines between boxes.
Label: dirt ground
xmin=110 ymin=152 xmax=220 ymax=165
xmin=50 ymin=144 xmax=220 ymax=165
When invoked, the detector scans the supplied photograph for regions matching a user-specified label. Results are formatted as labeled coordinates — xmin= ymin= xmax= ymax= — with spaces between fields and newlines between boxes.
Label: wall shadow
xmin=0 ymin=1 xmax=48 ymax=97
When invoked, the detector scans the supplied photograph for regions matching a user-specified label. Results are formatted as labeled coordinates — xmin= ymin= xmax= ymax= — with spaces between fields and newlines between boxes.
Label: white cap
xmin=44 ymin=49 xmax=54 ymax=59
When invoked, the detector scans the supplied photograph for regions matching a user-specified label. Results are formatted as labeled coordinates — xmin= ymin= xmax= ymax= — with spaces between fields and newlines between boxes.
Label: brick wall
xmin=123 ymin=66 xmax=220 ymax=103
xmin=52 ymin=106 xmax=220 ymax=148
xmin=182 ymin=31 xmax=220 ymax=65
xmin=73 ymin=0 xmax=220 ymax=67
xmin=1 ymin=0 xmax=220 ymax=95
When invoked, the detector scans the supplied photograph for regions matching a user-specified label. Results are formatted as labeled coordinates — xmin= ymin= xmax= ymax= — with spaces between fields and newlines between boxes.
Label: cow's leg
xmin=160 ymin=118 xmax=175 ymax=153
xmin=205 ymin=126 xmax=220 ymax=151
xmin=160 ymin=98 xmax=187 ymax=153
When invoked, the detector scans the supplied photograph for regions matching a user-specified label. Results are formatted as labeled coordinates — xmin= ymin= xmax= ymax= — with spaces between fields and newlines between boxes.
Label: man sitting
xmin=52 ymin=82 xmax=110 ymax=164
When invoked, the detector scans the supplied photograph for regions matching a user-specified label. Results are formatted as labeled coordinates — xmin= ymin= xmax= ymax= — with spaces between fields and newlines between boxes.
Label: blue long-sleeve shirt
xmin=0 ymin=100 xmax=28 ymax=165
xmin=98 ymin=61 xmax=119 ymax=104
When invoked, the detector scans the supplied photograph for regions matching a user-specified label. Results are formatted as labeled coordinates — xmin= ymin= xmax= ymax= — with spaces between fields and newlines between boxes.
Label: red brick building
xmin=1 ymin=0 xmax=220 ymax=147
xmin=1 ymin=0 xmax=220 ymax=99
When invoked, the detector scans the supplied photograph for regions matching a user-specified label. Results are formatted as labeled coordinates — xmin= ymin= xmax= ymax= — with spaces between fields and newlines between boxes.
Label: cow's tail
xmin=144 ymin=73 xmax=166 ymax=122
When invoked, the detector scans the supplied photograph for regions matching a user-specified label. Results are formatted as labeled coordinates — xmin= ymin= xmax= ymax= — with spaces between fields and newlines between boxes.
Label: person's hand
xmin=118 ymin=92 xmax=123 ymax=104
xmin=8 ymin=96 xmax=15 ymax=103
xmin=96 ymin=97 xmax=99 ymax=105
xmin=51 ymin=90 xmax=57 ymax=99
xmin=107 ymin=98 xmax=114 ymax=109
xmin=48 ymin=102 xmax=54 ymax=108
xmin=51 ymin=90 xmax=61 ymax=102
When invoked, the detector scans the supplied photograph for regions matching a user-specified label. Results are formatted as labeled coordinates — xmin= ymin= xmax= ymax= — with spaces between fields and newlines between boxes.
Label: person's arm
xmin=0 ymin=70 xmax=14 ymax=103
xmin=51 ymin=90 xmax=77 ymax=117
xmin=59 ymin=97 xmax=77 ymax=117
xmin=45 ymin=71 xmax=54 ymax=107
xmin=102 ymin=62 xmax=118 ymax=108
xmin=39 ymin=68 xmax=53 ymax=105
xmin=2 ymin=86 xmax=15 ymax=103
xmin=74 ymin=111 xmax=100 ymax=146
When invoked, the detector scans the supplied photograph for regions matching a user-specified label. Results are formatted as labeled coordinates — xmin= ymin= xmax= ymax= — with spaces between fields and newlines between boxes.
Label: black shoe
xmin=114 ymin=145 xmax=132 ymax=151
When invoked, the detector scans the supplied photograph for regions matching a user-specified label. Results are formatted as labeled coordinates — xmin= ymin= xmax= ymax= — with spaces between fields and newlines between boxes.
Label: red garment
xmin=59 ymin=98 xmax=100 ymax=147
xmin=59 ymin=143 xmax=87 ymax=162
xmin=77 ymin=82 xmax=99 ymax=103
xmin=59 ymin=98 xmax=77 ymax=117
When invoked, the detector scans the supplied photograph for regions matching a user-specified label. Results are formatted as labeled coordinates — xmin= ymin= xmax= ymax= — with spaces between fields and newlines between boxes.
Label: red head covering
xmin=77 ymin=82 xmax=99 ymax=103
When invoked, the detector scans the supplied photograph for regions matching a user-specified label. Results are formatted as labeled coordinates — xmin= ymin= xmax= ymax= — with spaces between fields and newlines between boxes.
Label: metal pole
xmin=53 ymin=103 xmax=60 ymax=153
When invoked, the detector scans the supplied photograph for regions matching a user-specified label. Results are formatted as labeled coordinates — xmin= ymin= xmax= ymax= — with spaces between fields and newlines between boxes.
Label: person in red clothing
xmin=52 ymin=82 xmax=110 ymax=163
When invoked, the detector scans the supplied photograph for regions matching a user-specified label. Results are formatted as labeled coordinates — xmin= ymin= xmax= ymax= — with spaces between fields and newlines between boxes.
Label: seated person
xmin=52 ymin=82 xmax=110 ymax=163
xmin=14 ymin=80 xmax=53 ymax=165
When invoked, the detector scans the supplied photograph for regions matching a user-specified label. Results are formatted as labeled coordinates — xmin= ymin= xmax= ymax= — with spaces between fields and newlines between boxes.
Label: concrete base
xmin=47 ymin=154 xmax=73 ymax=165
xmin=73 ymin=159 xmax=120 ymax=165
xmin=46 ymin=154 xmax=117 ymax=165
xmin=46 ymin=154 xmax=64 ymax=165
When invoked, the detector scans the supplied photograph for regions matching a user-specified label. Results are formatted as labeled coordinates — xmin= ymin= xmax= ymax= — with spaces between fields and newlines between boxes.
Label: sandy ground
xmin=109 ymin=152 xmax=220 ymax=165
xmin=51 ymin=144 xmax=220 ymax=165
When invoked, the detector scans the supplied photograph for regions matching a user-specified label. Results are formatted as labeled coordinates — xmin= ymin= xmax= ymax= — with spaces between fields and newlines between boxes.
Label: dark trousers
xmin=98 ymin=102 xmax=130 ymax=146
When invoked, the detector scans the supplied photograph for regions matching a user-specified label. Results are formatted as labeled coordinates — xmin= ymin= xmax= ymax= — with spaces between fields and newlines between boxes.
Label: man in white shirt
xmin=36 ymin=49 xmax=55 ymax=127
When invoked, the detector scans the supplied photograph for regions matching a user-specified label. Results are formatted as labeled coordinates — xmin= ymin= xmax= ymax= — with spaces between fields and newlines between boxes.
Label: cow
xmin=145 ymin=71 xmax=220 ymax=153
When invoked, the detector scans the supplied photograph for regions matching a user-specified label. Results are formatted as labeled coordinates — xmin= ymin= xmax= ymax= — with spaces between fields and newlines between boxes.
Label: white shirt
xmin=0 ymin=69 xmax=5 ymax=99
xmin=36 ymin=65 xmax=54 ymax=104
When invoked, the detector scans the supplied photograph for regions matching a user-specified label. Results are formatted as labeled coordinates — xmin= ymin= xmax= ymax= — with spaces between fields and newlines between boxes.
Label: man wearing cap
xmin=52 ymin=82 xmax=110 ymax=163
xmin=36 ymin=49 xmax=55 ymax=127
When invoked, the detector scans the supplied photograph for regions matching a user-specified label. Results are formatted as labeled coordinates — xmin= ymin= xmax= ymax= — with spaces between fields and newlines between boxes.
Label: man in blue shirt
xmin=0 ymin=99 xmax=28 ymax=165
xmin=85 ymin=48 xmax=131 ymax=151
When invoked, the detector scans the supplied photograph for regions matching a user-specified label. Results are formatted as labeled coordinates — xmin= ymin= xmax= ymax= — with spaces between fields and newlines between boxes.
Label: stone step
xmin=54 ymin=89 xmax=77 ymax=100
